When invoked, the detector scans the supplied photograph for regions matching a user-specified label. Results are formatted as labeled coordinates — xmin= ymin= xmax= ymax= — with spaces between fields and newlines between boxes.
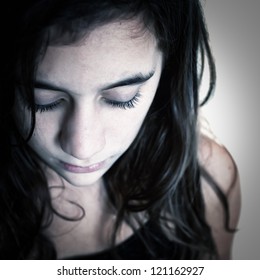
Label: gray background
xmin=202 ymin=0 xmax=260 ymax=259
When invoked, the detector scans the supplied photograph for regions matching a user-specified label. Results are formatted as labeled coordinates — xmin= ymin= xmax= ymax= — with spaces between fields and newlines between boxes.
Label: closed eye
xmin=103 ymin=92 xmax=141 ymax=109
xmin=34 ymin=100 xmax=62 ymax=113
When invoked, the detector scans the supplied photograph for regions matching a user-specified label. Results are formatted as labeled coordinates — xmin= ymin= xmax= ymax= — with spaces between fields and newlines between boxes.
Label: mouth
xmin=60 ymin=160 xmax=106 ymax=174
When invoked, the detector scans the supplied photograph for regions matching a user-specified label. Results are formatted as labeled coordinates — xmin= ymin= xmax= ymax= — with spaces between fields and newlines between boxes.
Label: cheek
xmin=113 ymin=116 xmax=143 ymax=143
xmin=28 ymin=131 xmax=48 ymax=155
xmin=28 ymin=117 xmax=57 ymax=150
xmin=106 ymin=100 xmax=153 ymax=149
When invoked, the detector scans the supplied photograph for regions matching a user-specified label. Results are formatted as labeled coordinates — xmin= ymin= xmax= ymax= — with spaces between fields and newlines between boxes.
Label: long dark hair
xmin=1 ymin=0 xmax=227 ymax=259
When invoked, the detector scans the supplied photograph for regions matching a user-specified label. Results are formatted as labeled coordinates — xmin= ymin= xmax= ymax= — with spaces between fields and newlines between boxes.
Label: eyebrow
xmin=102 ymin=71 xmax=155 ymax=90
xmin=34 ymin=80 xmax=68 ymax=93
xmin=34 ymin=71 xmax=155 ymax=94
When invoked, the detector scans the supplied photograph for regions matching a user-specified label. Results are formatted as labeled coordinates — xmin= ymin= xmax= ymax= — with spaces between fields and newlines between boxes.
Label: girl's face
xmin=19 ymin=20 xmax=163 ymax=188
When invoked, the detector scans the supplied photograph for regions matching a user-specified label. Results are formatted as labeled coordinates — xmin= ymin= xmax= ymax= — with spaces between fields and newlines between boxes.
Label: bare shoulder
xmin=198 ymin=134 xmax=241 ymax=259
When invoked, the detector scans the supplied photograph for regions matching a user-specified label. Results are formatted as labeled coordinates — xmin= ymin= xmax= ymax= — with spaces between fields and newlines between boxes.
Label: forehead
xmin=37 ymin=20 xmax=160 ymax=88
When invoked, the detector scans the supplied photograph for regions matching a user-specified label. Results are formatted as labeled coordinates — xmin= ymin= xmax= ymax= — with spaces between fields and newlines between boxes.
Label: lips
xmin=60 ymin=160 xmax=106 ymax=174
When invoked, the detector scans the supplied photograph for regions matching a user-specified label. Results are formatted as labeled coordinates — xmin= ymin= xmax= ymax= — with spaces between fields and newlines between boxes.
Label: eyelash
xmin=34 ymin=92 xmax=141 ymax=113
xmin=35 ymin=100 xmax=62 ymax=113
xmin=103 ymin=92 xmax=141 ymax=109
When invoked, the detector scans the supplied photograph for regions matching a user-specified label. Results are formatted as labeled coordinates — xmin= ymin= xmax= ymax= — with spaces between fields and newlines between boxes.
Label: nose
xmin=59 ymin=104 xmax=106 ymax=160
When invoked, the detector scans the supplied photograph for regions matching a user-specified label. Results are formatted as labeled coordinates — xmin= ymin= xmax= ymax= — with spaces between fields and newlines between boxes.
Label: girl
xmin=1 ymin=0 xmax=240 ymax=259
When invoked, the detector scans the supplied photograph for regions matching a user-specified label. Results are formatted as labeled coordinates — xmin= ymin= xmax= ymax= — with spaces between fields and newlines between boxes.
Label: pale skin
xmin=15 ymin=19 xmax=241 ymax=259
xmin=199 ymin=135 xmax=241 ymax=259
